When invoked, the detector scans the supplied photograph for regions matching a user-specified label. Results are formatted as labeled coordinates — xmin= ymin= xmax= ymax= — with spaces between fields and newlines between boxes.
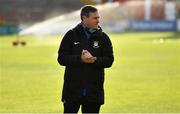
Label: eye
xmin=94 ymin=17 xmax=99 ymax=20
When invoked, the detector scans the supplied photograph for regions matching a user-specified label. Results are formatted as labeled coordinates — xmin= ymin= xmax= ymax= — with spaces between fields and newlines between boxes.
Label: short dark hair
xmin=80 ymin=5 xmax=98 ymax=21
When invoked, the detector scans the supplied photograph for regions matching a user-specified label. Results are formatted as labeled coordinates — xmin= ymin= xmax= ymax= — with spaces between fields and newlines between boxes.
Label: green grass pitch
xmin=0 ymin=32 xmax=180 ymax=113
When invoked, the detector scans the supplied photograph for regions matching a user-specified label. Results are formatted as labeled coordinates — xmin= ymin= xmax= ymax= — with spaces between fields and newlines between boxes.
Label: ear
xmin=82 ymin=15 xmax=88 ymax=21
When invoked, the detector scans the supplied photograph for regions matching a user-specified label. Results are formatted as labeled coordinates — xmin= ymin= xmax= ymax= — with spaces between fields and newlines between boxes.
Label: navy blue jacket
xmin=57 ymin=23 xmax=114 ymax=104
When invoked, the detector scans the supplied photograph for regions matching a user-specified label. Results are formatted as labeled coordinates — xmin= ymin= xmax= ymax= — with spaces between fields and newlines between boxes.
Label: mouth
xmin=94 ymin=24 xmax=99 ymax=28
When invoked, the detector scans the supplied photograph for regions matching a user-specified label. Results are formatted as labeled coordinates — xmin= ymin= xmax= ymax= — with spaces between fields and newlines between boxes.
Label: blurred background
xmin=0 ymin=0 xmax=180 ymax=35
xmin=0 ymin=0 xmax=180 ymax=113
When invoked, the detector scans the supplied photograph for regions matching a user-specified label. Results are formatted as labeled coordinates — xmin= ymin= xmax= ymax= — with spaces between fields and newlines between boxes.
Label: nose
xmin=97 ymin=19 xmax=100 ymax=24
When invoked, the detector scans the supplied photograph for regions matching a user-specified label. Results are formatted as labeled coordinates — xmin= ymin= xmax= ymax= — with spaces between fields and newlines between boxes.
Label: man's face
xmin=83 ymin=11 xmax=100 ymax=29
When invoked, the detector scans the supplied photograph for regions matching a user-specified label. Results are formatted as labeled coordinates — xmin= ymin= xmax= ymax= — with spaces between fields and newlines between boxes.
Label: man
xmin=57 ymin=5 xmax=114 ymax=113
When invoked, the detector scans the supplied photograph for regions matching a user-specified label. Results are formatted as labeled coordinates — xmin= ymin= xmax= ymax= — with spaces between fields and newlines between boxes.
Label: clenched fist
xmin=81 ymin=49 xmax=96 ymax=63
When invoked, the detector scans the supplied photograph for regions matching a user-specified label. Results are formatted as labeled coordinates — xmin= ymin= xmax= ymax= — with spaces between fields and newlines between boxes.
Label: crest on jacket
xmin=93 ymin=41 xmax=99 ymax=48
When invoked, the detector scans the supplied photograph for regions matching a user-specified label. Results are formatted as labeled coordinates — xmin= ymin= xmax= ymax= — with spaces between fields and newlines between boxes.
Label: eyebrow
xmin=93 ymin=16 xmax=100 ymax=19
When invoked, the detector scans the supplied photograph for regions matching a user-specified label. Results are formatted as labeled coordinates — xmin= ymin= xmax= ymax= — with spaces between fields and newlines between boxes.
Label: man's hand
xmin=81 ymin=50 xmax=96 ymax=63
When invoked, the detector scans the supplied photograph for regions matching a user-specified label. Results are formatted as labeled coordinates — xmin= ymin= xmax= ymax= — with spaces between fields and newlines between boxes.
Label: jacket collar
xmin=75 ymin=23 xmax=103 ymax=38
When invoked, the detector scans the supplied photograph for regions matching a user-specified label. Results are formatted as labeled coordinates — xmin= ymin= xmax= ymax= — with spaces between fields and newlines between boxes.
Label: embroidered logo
xmin=93 ymin=41 xmax=99 ymax=48
xmin=74 ymin=42 xmax=80 ymax=45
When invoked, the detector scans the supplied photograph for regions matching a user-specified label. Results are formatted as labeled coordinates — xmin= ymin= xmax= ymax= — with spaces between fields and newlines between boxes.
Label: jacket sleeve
xmin=93 ymin=33 xmax=114 ymax=68
xmin=57 ymin=30 xmax=82 ymax=67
